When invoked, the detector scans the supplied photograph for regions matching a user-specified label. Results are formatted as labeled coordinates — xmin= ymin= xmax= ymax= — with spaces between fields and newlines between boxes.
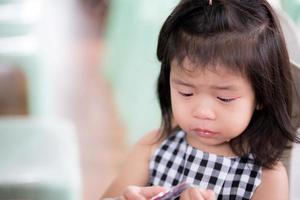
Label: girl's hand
xmin=122 ymin=185 xmax=167 ymax=200
xmin=180 ymin=188 xmax=215 ymax=200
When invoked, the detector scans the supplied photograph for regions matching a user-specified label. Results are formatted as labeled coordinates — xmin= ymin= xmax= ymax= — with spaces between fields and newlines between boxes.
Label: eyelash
xmin=178 ymin=91 xmax=235 ymax=102
xmin=217 ymin=97 xmax=235 ymax=102
xmin=178 ymin=92 xmax=193 ymax=97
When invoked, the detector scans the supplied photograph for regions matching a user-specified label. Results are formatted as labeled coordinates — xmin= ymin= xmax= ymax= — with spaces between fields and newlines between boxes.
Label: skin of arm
xmin=251 ymin=161 xmax=289 ymax=200
xmin=101 ymin=130 xmax=162 ymax=198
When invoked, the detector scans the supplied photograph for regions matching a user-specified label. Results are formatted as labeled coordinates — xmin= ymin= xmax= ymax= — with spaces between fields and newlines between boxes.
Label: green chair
xmin=0 ymin=117 xmax=82 ymax=200
xmin=0 ymin=0 xmax=43 ymax=116
xmin=0 ymin=0 xmax=38 ymax=37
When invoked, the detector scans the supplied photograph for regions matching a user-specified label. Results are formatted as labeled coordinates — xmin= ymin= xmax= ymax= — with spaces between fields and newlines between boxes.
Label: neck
xmin=185 ymin=134 xmax=236 ymax=157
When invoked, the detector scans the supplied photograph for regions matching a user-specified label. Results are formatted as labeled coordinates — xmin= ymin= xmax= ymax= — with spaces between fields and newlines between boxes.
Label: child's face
xmin=170 ymin=58 xmax=256 ymax=155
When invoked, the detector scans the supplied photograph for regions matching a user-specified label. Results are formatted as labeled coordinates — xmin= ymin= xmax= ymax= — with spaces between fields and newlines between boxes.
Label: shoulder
xmin=117 ymin=130 xmax=161 ymax=169
xmin=132 ymin=129 xmax=165 ymax=157
xmin=123 ymin=129 xmax=164 ymax=171
xmin=251 ymin=161 xmax=288 ymax=200
xmin=137 ymin=129 xmax=166 ymax=154
xmin=101 ymin=130 xmax=164 ymax=197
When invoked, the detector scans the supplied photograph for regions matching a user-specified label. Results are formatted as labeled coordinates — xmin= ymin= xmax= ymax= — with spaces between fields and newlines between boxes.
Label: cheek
xmin=221 ymin=101 xmax=255 ymax=133
xmin=170 ymin=92 xmax=189 ymax=124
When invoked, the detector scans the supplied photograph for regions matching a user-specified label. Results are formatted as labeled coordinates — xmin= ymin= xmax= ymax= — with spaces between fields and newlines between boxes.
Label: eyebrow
xmin=171 ymin=78 xmax=239 ymax=91
xmin=210 ymin=85 xmax=239 ymax=91
xmin=171 ymin=78 xmax=195 ymax=88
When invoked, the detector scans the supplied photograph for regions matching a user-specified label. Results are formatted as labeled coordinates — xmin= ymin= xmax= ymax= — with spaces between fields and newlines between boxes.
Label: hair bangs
xmin=168 ymin=29 xmax=262 ymax=77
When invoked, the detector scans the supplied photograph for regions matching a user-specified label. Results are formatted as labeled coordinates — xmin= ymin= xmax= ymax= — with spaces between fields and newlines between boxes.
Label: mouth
xmin=191 ymin=128 xmax=217 ymax=138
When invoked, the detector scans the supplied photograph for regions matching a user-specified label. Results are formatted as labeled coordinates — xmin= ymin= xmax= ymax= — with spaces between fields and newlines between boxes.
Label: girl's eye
xmin=179 ymin=92 xmax=193 ymax=97
xmin=217 ymin=97 xmax=235 ymax=102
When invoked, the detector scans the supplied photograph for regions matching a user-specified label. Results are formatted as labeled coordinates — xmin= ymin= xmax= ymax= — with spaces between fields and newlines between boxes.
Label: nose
xmin=192 ymin=101 xmax=216 ymax=120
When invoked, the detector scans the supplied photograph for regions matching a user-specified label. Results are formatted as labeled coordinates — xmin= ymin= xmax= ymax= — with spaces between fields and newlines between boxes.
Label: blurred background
xmin=0 ymin=0 xmax=299 ymax=200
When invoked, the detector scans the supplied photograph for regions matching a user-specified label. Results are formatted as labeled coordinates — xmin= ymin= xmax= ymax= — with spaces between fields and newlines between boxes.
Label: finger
xmin=180 ymin=188 xmax=203 ymax=200
xmin=199 ymin=189 xmax=216 ymax=200
xmin=123 ymin=186 xmax=146 ymax=200
xmin=188 ymin=188 xmax=205 ymax=200
xmin=179 ymin=189 xmax=190 ymax=200
xmin=140 ymin=186 xmax=167 ymax=198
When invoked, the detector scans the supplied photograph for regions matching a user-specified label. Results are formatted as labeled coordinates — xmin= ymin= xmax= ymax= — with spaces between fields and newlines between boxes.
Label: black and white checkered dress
xmin=149 ymin=130 xmax=262 ymax=200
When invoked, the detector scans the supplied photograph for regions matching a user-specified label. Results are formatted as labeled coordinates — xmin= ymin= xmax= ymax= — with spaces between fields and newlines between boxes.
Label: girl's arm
xmin=101 ymin=130 xmax=162 ymax=198
xmin=251 ymin=161 xmax=289 ymax=200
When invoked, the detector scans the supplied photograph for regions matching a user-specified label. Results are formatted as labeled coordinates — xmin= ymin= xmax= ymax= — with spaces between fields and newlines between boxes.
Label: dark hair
xmin=156 ymin=0 xmax=300 ymax=168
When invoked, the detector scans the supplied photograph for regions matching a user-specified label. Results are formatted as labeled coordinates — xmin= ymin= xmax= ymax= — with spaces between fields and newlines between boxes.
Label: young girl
xmin=102 ymin=0 xmax=300 ymax=199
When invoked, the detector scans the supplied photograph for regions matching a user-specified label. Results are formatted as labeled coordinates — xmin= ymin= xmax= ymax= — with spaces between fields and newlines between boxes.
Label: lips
xmin=191 ymin=128 xmax=217 ymax=138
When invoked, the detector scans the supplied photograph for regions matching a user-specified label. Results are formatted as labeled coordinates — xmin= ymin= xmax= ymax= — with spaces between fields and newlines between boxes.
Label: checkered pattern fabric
xmin=149 ymin=131 xmax=262 ymax=200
